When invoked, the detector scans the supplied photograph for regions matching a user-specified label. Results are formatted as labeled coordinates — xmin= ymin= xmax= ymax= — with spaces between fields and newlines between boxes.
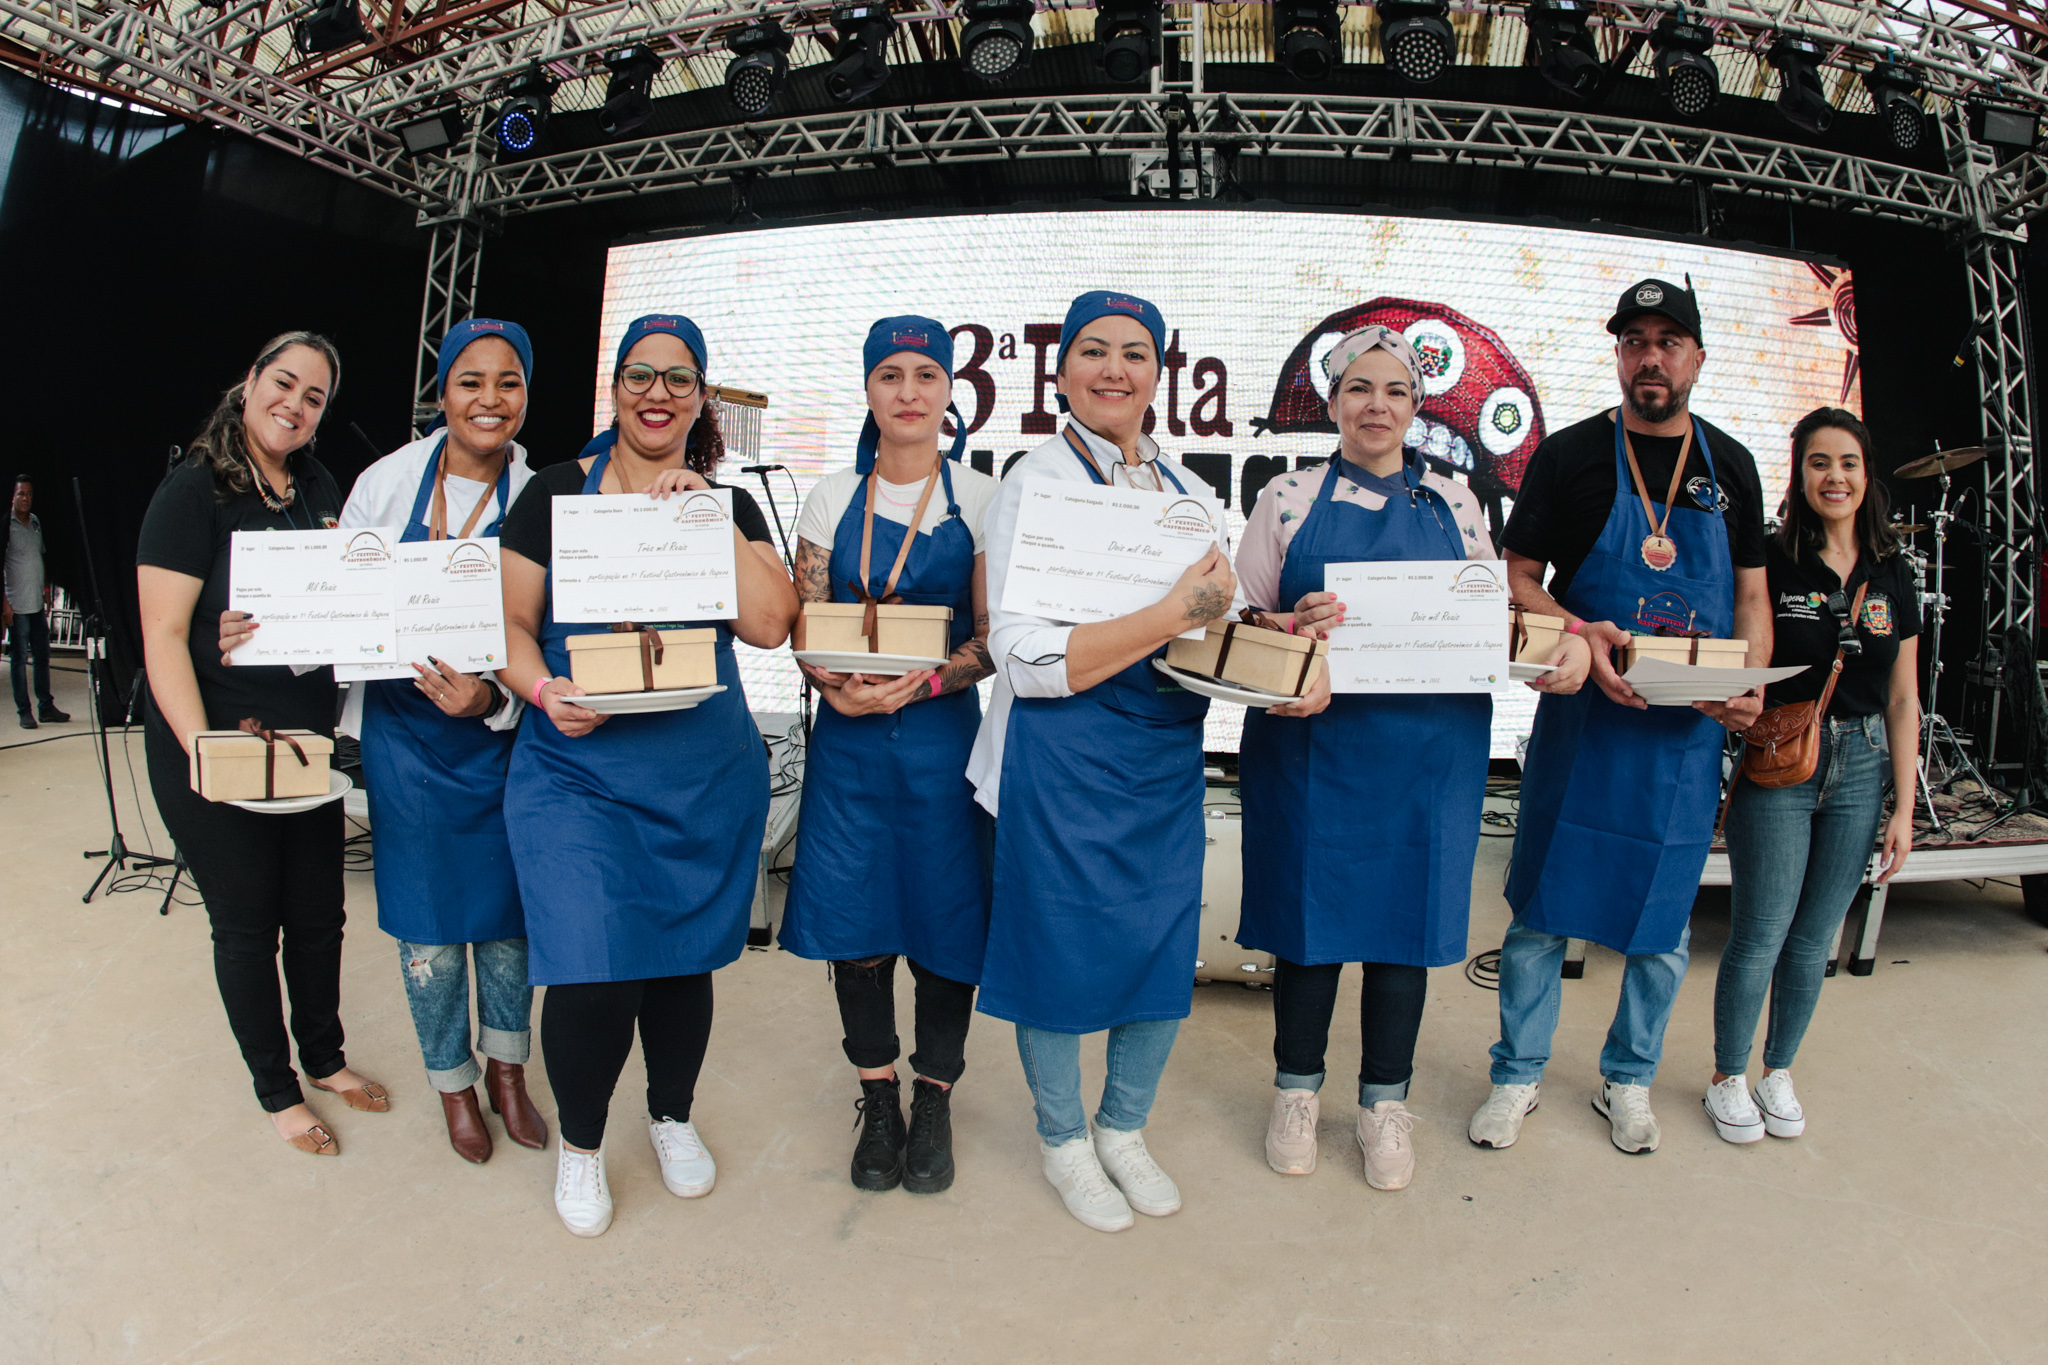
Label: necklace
xmin=245 ymin=449 xmax=296 ymax=514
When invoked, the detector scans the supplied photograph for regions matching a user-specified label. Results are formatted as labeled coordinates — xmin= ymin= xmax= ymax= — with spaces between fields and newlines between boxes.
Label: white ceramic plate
xmin=577 ymin=685 xmax=728 ymax=714
xmin=1630 ymin=686 xmax=1748 ymax=707
xmin=228 ymin=770 xmax=353 ymax=815
xmin=1508 ymin=661 xmax=1559 ymax=682
xmin=793 ymin=651 xmax=947 ymax=676
xmin=1152 ymin=659 xmax=1298 ymax=709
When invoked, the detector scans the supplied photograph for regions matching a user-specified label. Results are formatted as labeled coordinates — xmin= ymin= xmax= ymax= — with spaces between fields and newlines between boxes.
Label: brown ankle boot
xmin=441 ymin=1087 xmax=492 ymax=1164
xmin=486 ymin=1059 xmax=548 ymax=1150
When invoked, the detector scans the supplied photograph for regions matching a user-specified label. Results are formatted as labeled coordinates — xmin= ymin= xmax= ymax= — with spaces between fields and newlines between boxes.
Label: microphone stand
xmin=742 ymin=463 xmax=811 ymax=735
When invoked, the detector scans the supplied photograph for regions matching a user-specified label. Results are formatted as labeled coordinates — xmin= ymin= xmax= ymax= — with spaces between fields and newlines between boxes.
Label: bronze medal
xmin=1641 ymin=534 xmax=1678 ymax=571
xmin=1620 ymin=420 xmax=1694 ymax=575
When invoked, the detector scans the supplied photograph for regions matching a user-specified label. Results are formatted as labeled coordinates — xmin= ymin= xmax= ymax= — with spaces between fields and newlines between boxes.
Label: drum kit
xmin=1893 ymin=443 xmax=1990 ymax=829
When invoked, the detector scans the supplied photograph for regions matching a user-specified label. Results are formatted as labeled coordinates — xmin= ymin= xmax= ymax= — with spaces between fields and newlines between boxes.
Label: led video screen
xmin=598 ymin=209 xmax=1859 ymax=755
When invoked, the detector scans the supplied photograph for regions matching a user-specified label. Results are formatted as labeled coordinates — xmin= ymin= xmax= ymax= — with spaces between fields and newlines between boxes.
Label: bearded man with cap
xmin=780 ymin=316 xmax=1000 ymax=1196
xmin=1469 ymin=277 xmax=1771 ymax=1156
xmin=968 ymin=290 xmax=1241 ymax=1233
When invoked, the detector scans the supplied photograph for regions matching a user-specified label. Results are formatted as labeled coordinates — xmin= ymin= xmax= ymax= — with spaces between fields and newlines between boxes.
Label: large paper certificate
xmin=1001 ymin=477 xmax=1224 ymax=637
xmin=551 ymin=489 xmax=740 ymax=623
xmin=334 ymin=538 xmax=509 ymax=682
xmin=1324 ymin=560 xmax=1509 ymax=693
xmin=229 ymin=527 xmax=399 ymax=667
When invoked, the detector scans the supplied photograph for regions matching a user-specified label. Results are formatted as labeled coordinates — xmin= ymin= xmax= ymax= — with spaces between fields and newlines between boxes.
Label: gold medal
xmin=1641 ymin=534 xmax=1678 ymax=571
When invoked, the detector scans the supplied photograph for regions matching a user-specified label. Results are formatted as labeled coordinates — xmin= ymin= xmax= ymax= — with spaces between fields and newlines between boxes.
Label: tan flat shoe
xmin=310 ymin=1077 xmax=391 ymax=1112
xmin=286 ymin=1123 xmax=339 ymax=1156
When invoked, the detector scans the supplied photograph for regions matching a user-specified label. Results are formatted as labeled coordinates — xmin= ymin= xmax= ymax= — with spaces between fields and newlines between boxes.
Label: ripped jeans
xmin=398 ymin=939 xmax=533 ymax=1093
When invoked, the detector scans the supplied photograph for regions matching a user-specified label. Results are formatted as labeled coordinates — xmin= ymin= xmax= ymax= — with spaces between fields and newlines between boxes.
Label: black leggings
xmin=1272 ymin=958 xmax=1429 ymax=1091
xmin=146 ymin=718 xmax=348 ymax=1113
xmin=832 ymin=956 xmax=976 ymax=1085
xmin=541 ymin=974 xmax=714 ymax=1150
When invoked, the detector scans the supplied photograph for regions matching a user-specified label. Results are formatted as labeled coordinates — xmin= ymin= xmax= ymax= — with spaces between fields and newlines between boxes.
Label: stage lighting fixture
xmin=961 ymin=0 xmax=1037 ymax=83
xmin=1525 ymin=1 xmax=1603 ymax=103
xmin=597 ymin=44 xmax=663 ymax=138
xmin=1864 ymin=62 xmax=1925 ymax=153
xmin=1379 ymin=1 xmax=1454 ymax=86
xmin=725 ymin=17 xmax=793 ymax=116
xmin=397 ymin=107 xmax=465 ymax=159
xmin=1650 ymin=14 xmax=1717 ymax=119
xmin=1768 ymin=36 xmax=1834 ymax=135
xmin=294 ymin=0 xmax=367 ymax=54
xmin=1276 ymin=1 xmax=1343 ymax=83
xmin=1971 ymin=101 xmax=2041 ymax=153
xmin=490 ymin=69 xmax=554 ymax=160
xmin=1095 ymin=1 xmax=1162 ymax=85
xmin=825 ymin=5 xmax=897 ymax=104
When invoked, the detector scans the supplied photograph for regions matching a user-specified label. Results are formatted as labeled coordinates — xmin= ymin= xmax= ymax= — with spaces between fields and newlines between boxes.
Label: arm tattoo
xmin=936 ymin=637 xmax=994 ymax=695
xmin=1183 ymin=583 xmax=1230 ymax=626
xmin=793 ymin=540 xmax=833 ymax=604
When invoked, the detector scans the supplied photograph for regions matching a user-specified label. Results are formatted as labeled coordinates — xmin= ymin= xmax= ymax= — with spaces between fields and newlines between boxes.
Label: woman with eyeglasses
xmin=1706 ymin=407 xmax=1920 ymax=1145
xmin=496 ymin=314 xmax=798 ymax=1236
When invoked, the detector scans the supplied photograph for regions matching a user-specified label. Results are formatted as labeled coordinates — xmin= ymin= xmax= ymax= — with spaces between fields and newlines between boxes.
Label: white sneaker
xmin=1041 ymin=1134 xmax=1134 ymax=1233
xmin=1754 ymin=1069 xmax=1806 ymax=1138
xmin=1093 ymin=1125 xmax=1182 ymax=1217
xmin=1592 ymin=1079 xmax=1661 ymax=1154
xmin=1467 ymin=1082 xmax=1541 ymax=1149
xmin=1357 ymin=1101 xmax=1416 ymax=1191
xmin=1703 ymin=1074 xmax=1765 ymax=1144
xmin=648 ymin=1118 xmax=717 ymax=1197
xmin=554 ymin=1145 xmax=613 ymax=1237
xmin=1266 ymin=1088 xmax=1320 ymax=1175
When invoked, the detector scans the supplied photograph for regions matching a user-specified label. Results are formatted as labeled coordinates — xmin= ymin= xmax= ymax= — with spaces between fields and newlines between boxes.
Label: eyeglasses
xmin=617 ymin=364 xmax=702 ymax=396
xmin=1826 ymin=590 xmax=1863 ymax=657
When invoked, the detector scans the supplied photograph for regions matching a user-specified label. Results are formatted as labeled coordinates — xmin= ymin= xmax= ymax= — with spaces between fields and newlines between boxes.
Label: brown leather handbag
xmin=1738 ymin=582 xmax=1866 ymax=789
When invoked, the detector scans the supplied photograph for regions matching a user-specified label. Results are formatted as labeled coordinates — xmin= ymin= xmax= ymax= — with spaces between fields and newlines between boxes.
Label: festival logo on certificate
xmin=444 ymin=541 xmax=497 ymax=578
xmin=1155 ymin=498 xmax=1218 ymax=541
xmin=673 ymin=492 xmax=730 ymax=529
xmin=341 ymin=530 xmax=392 ymax=565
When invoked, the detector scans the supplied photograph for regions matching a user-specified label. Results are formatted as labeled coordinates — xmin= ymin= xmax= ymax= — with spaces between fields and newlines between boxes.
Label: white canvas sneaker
xmin=648 ymin=1118 xmax=717 ymax=1197
xmin=554 ymin=1145 xmax=614 ymax=1238
xmin=1467 ymin=1082 xmax=1541 ymax=1149
xmin=1266 ymin=1088 xmax=1320 ymax=1175
xmin=1093 ymin=1125 xmax=1182 ymax=1217
xmin=1593 ymin=1079 xmax=1661 ymax=1154
xmin=1041 ymin=1134 xmax=1134 ymax=1233
xmin=1754 ymin=1069 xmax=1807 ymax=1138
xmin=1356 ymin=1101 xmax=1417 ymax=1191
xmin=1703 ymin=1074 xmax=1766 ymax=1144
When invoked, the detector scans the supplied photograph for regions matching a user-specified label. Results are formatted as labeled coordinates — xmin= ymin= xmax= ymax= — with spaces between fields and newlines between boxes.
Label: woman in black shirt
xmin=137 ymin=331 xmax=387 ymax=1157
xmin=1707 ymin=408 xmax=1920 ymax=1146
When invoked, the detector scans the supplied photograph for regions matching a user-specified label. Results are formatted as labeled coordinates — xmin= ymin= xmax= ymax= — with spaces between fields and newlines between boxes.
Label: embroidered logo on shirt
xmin=1778 ymin=591 xmax=1822 ymax=621
xmin=1685 ymin=476 xmax=1730 ymax=512
xmin=1862 ymin=596 xmax=1895 ymax=636
xmin=1634 ymin=590 xmax=1699 ymax=635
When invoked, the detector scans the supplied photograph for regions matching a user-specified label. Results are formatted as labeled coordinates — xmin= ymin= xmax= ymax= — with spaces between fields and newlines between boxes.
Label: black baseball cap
xmin=1606 ymin=277 xmax=1703 ymax=344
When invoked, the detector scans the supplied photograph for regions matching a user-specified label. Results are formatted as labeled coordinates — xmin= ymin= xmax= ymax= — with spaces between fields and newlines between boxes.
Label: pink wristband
xmin=531 ymin=676 xmax=554 ymax=708
xmin=928 ymin=674 xmax=943 ymax=699
xmin=1565 ymin=619 xmax=1585 ymax=636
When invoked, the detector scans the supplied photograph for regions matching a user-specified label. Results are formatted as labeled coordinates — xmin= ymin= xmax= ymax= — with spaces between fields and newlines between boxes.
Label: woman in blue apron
xmin=782 ymin=317 xmax=999 ymax=1195
xmin=339 ymin=319 xmax=546 ymax=1165
xmin=969 ymin=291 xmax=1241 ymax=1233
xmin=496 ymin=314 xmax=798 ymax=1237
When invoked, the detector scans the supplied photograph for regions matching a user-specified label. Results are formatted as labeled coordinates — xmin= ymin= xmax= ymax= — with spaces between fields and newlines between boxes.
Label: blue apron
xmin=977 ymin=437 xmax=1212 ymax=1033
xmin=361 ymin=441 xmax=523 ymax=945
xmin=1238 ymin=455 xmax=1491 ymax=968
xmin=502 ymin=452 xmax=770 ymax=985
xmin=1506 ymin=416 xmax=1733 ymax=955
xmin=779 ymin=462 xmax=989 ymax=982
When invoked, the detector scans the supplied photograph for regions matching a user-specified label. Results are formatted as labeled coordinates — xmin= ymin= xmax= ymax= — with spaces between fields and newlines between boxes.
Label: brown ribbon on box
xmin=236 ymin=717 xmax=309 ymax=800
xmin=849 ymin=460 xmax=942 ymax=652
xmin=610 ymin=622 xmax=667 ymax=691
xmin=1208 ymin=608 xmax=1317 ymax=697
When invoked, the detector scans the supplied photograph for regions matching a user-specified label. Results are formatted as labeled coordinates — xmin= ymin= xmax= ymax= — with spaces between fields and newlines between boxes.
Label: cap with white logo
xmin=1606 ymin=276 xmax=1702 ymax=344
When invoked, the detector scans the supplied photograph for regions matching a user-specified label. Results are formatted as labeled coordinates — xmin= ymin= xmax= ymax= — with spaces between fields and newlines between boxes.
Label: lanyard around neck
xmin=1620 ymin=418 xmax=1693 ymax=543
xmin=428 ymin=450 xmax=503 ymax=541
xmin=858 ymin=459 xmax=941 ymax=604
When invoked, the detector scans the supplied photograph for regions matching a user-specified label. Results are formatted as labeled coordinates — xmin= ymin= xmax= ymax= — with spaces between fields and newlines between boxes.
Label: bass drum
xmin=1194 ymin=808 xmax=1277 ymax=986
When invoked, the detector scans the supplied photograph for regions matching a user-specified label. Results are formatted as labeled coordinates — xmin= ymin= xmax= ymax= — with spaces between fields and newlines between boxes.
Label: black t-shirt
xmin=1762 ymin=538 xmax=1922 ymax=717
xmin=135 ymin=454 xmax=346 ymax=735
xmin=1500 ymin=411 xmax=1768 ymax=603
xmin=498 ymin=461 xmax=776 ymax=595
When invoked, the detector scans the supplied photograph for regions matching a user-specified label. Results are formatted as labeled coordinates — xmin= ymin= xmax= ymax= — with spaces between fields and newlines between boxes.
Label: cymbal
xmin=1895 ymin=446 xmax=1987 ymax=478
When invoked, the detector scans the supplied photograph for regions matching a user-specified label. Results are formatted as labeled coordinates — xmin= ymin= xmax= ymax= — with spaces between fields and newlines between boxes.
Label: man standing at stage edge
xmin=5 ymin=474 xmax=69 ymax=729
xmin=1468 ymin=278 xmax=1771 ymax=1155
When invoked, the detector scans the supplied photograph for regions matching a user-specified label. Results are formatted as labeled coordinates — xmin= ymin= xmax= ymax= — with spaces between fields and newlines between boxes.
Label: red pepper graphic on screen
xmin=1256 ymin=299 xmax=1547 ymax=499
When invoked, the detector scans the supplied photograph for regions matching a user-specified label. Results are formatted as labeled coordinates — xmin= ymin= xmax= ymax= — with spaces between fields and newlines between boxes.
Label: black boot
xmin=849 ymin=1077 xmax=905 ymax=1191
xmin=903 ymin=1078 xmax=955 ymax=1194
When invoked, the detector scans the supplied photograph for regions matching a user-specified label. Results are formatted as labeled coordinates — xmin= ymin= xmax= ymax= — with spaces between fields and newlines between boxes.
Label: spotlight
xmin=294 ymin=0 xmax=366 ymax=54
xmin=1525 ymin=1 xmax=1603 ymax=103
xmin=1864 ymin=62 xmax=1924 ymax=153
xmin=490 ymin=69 xmax=554 ymax=160
xmin=1379 ymin=0 xmax=1454 ymax=86
xmin=396 ymin=107 xmax=465 ymax=158
xmin=1276 ymin=1 xmax=1342 ymax=83
xmin=725 ymin=17 xmax=793 ymax=116
xmin=1095 ymin=1 xmax=1162 ymax=85
xmin=597 ymin=44 xmax=662 ymax=138
xmin=960 ymin=0 xmax=1037 ymax=84
xmin=1650 ymin=14 xmax=1717 ymax=119
xmin=825 ymin=4 xmax=896 ymax=104
xmin=1768 ymin=35 xmax=1834 ymax=135
xmin=1973 ymin=101 xmax=2042 ymax=153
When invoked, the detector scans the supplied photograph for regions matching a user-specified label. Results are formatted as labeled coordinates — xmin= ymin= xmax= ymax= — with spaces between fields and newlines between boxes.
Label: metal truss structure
xmin=412 ymin=211 xmax=486 ymax=433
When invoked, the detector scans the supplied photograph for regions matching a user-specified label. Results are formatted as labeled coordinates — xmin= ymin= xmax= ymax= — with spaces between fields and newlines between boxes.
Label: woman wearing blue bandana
xmin=968 ymin=290 xmax=1242 ymax=1233
xmin=781 ymin=317 xmax=1000 ymax=1196
xmin=336 ymin=318 xmax=544 ymax=1166
xmin=495 ymin=313 xmax=798 ymax=1237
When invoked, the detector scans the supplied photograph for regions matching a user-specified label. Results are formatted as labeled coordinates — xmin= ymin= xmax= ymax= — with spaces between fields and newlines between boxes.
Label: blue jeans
xmin=1716 ymin=714 xmax=1888 ymax=1075
xmin=1489 ymin=916 xmax=1691 ymax=1087
xmin=398 ymin=939 xmax=533 ymax=1093
xmin=9 ymin=609 xmax=53 ymax=715
xmin=1015 ymin=1020 xmax=1180 ymax=1145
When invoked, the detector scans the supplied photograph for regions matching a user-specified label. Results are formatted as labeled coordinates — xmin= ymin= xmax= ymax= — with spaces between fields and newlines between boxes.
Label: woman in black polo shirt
xmin=1707 ymin=407 xmax=1920 ymax=1145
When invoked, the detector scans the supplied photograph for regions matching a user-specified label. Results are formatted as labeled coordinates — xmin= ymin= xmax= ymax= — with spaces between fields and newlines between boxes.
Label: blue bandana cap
xmin=436 ymin=318 xmax=532 ymax=395
xmin=1056 ymin=290 xmax=1168 ymax=371
xmin=615 ymin=313 xmax=708 ymax=377
xmin=864 ymin=315 xmax=954 ymax=380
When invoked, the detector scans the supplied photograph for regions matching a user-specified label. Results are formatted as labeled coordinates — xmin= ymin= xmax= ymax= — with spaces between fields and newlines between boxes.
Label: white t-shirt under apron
xmin=793 ymin=462 xmax=1000 ymax=556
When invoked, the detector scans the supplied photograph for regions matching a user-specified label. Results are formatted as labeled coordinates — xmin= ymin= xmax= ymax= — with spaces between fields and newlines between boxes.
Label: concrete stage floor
xmin=6 ymin=662 xmax=2047 ymax=1363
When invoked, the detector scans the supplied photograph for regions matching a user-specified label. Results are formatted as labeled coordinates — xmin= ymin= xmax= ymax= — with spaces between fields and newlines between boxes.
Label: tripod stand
xmin=79 ymin=633 xmax=177 ymax=904
xmin=1909 ymin=466 xmax=1991 ymax=830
